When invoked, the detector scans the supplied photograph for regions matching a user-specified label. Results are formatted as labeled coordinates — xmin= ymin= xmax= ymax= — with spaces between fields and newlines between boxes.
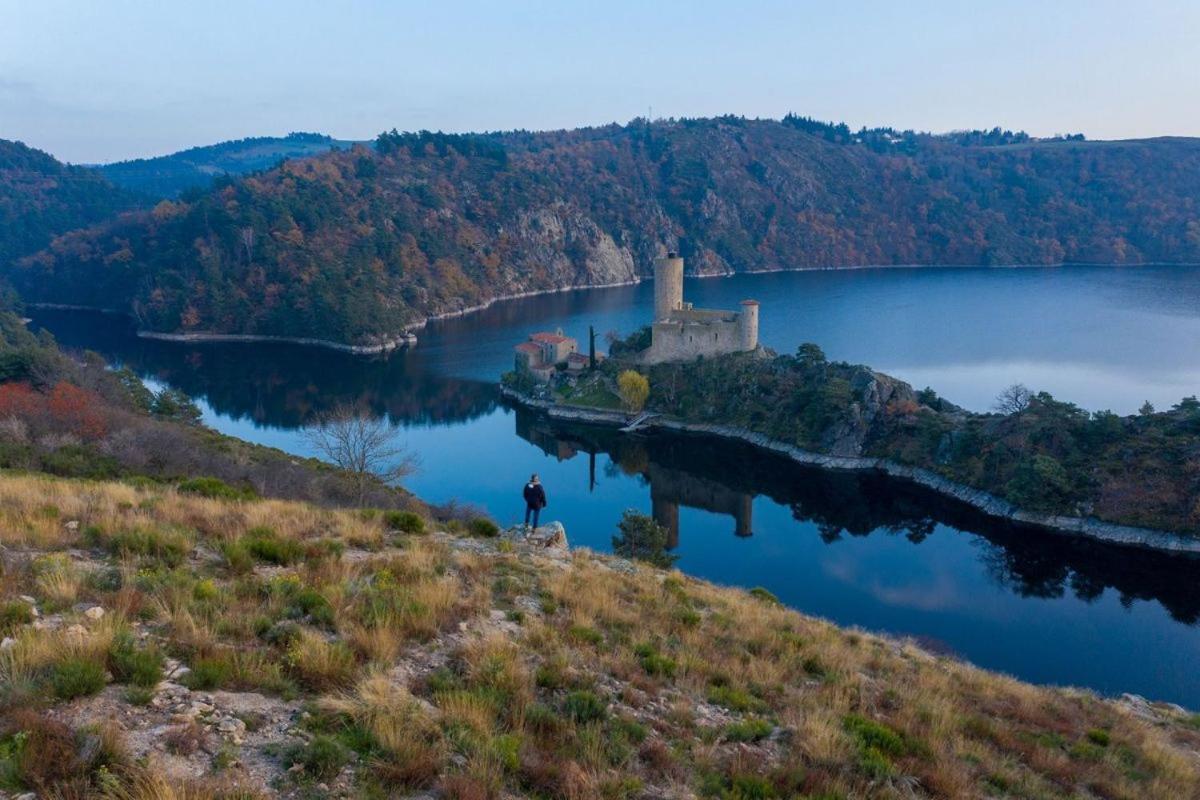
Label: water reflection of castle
xmin=514 ymin=412 xmax=754 ymax=546
xmin=649 ymin=464 xmax=752 ymax=545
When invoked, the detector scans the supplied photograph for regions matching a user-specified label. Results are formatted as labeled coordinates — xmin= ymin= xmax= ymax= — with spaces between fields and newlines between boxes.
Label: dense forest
xmin=9 ymin=117 xmax=1200 ymax=346
xmin=97 ymin=132 xmax=362 ymax=198
xmin=0 ymin=140 xmax=137 ymax=270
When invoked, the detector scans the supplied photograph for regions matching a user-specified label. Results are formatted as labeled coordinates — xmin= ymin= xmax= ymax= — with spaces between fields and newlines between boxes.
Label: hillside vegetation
xmin=0 ymin=140 xmax=137 ymax=270
xmin=11 ymin=118 xmax=1200 ymax=346
xmin=523 ymin=341 xmax=1200 ymax=537
xmin=1 ymin=473 xmax=1198 ymax=799
xmin=98 ymin=133 xmax=362 ymax=199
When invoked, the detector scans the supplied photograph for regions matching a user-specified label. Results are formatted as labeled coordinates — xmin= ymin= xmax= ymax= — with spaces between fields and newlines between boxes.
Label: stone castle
xmin=639 ymin=252 xmax=759 ymax=364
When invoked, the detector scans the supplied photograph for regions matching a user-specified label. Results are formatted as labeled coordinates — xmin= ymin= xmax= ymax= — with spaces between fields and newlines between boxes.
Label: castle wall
xmin=642 ymin=317 xmax=748 ymax=364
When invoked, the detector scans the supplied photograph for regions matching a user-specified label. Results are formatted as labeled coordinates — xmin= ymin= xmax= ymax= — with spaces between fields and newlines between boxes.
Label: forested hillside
xmin=11 ymin=118 xmax=1200 ymax=347
xmin=0 ymin=140 xmax=138 ymax=270
xmin=97 ymin=132 xmax=362 ymax=198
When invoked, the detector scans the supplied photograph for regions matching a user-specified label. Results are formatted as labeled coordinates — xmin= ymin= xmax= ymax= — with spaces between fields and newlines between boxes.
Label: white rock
xmin=65 ymin=520 xmax=80 ymax=532
xmin=18 ymin=595 xmax=36 ymax=605
xmin=83 ymin=606 xmax=105 ymax=621
xmin=0 ymin=637 xmax=15 ymax=650
xmin=64 ymin=623 xmax=88 ymax=639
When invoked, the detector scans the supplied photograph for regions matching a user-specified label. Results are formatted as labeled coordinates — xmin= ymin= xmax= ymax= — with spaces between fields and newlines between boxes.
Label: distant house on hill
xmin=514 ymin=328 xmax=581 ymax=381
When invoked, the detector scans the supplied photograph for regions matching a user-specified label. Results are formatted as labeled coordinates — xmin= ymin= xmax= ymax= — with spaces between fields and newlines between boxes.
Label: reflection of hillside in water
xmin=31 ymin=311 xmax=498 ymax=428
xmin=514 ymin=409 xmax=1200 ymax=625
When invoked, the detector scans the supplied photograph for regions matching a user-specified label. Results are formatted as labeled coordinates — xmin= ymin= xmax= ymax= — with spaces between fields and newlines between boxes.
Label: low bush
xmin=724 ymin=717 xmax=773 ymax=743
xmin=0 ymin=601 xmax=33 ymax=632
xmin=286 ymin=735 xmax=350 ymax=780
xmin=384 ymin=510 xmax=425 ymax=534
xmin=108 ymin=632 xmax=164 ymax=688
xmin=183 ymin=656 xmax=232 ymax=690
xmin=563 ymin=690 xmax=607 ymax=724
xmin=468 ymin=518 xmax=500 ymax=538
xmin=51 ymin=657 xmax=107 ymax=700
xmin=177 ymin=476 xmax=257 ymax=501
xmin=243 ymin=526 xmax=304 ymax=565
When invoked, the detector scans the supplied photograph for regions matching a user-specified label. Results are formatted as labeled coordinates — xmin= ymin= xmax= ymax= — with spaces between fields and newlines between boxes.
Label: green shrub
xmin=285 ymin=735 xmax=349 ymax=780
xmin=724 ymin=717 xmax=773 ymax=743
xmin=384 ymin=510 xmax=425 ymax=534
xmin=568 ymin=625 xmax=603 ymax=645
xmin=0 ymin=600 xmax=33 ymax=632
xmin=563 ymin=690 xmax=608 ymax=724
xmin=177 ymin=476 xmax=257 ymax=501
xmin=103 ymin=526 xmax=190 ymax=567
xmin=748 ymin=587 xmax=781 ymax=606
xmin=243 ymin=526 xmax=303 ymax=565
xmin=843 ymin=714 xmax=907 ymax=758
xmin=468 ymin=518 xmax=500 ymax=538
xmin=706 ymin=684 xmax=767 ymax=713
xmin=108 ymin=632 xmax=164 ymax=688
xmin=612 ymin=510 xmax=676 ymax=568
xmin=1086 ymin=728 xmax=1111 ymax=747
xmin=633 ymin=643 xmax=676 ymax=678
xmin=219 ymin=540 xmax=255 ymax=574
xmin=183 ymin=656 xmax=232 ymax=690
xmin=51 ymin=657 xmax=107 ymax=699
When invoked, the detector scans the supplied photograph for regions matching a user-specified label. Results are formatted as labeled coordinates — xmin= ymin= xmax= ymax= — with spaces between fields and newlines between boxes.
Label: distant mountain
xmin=10 ymin=117 xmax=1200 ymax=347
xmin=0 ymin=139 xmax=139 ymax=271
xmin=97 ymin=132 xmax=364 ymax=198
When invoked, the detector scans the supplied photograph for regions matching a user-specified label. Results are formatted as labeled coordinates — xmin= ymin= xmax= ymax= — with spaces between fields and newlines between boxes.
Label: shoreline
xmin=500 ymin=386 xmax=1200 ymax=557
xmin=27 ymin=261 xmax=1200 ymax=354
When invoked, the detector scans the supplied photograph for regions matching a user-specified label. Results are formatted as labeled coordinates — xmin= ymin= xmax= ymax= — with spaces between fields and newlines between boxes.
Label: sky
xmin=2 ymin=0 xmax=1198 ymax=164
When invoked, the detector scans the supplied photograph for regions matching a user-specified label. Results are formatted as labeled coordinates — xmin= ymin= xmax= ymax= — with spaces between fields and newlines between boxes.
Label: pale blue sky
xmin=2 ymin=0 xmax=1198 ymax=163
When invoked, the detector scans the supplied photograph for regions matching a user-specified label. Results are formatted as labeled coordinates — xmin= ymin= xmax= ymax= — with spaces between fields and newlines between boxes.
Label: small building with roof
xmin=514 ymin=328 xmax=580 ymax=381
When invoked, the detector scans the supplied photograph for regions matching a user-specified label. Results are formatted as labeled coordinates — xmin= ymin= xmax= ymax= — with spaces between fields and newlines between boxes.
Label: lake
xmin=30 ymin=264 xmax=1200 ymax=707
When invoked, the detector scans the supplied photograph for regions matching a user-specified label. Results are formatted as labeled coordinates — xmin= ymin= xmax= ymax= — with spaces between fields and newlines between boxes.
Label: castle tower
xmin=653 ymin=252 xmax=684 ymax=321
xmin=737 ymin=299 xmax=759 ymax=351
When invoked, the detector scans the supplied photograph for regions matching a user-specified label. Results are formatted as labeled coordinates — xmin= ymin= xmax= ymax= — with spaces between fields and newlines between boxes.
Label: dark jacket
xmin=523 ymin=481 xmax=547 ymax=509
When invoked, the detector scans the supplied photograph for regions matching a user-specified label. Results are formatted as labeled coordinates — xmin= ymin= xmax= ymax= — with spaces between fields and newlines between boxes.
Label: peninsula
xmin=503 ymin=304 xmax=1200 ymax=552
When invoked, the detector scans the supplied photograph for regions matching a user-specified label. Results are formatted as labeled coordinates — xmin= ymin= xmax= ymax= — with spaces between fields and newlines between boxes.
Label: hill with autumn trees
xmin=0 ymin=140 xmax=138 ymax=271
xmin=8 ymin=117 xmax=1200 ymax=347
xmin=96 ymin=132 xmax=363 ymax=198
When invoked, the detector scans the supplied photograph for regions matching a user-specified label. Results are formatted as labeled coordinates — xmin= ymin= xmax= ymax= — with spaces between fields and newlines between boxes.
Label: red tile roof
xmin=530 ymin=332 xmax=572 ymax=344
xmin=514 ymin=342 xmax=541 ymax=354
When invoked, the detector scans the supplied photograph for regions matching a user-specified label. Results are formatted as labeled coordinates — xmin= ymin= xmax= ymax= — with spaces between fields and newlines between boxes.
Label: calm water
xmin=31 ymin=265 xmax=1200 ymax=707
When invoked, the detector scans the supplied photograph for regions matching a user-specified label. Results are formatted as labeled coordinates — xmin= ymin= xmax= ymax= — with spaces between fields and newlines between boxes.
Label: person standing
xmin=523 ymin=473 xmax=547 ymax=530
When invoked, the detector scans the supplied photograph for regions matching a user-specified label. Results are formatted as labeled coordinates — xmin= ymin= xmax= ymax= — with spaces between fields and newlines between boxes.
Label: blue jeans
xmin=524 ymin=505 xmax=540 ymax=528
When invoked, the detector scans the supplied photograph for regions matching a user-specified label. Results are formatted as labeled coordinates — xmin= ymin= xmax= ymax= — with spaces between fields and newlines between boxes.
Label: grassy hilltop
xmin=0 ymin=473 xmax=1198 ymax=799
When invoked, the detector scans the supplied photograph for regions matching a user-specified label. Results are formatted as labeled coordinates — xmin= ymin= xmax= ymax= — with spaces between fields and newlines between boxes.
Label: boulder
xmin=501 ymin=521 xmax=569 ymax=551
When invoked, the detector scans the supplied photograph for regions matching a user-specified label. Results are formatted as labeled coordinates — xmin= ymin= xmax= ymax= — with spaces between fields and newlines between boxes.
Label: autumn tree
xmin=302 ymin=405 xmax=418 ymax=506
xmin=617 ymin=370 xmax=650 ymax=413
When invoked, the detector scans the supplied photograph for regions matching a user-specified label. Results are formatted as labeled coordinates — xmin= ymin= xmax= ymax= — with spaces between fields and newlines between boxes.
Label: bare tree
xmin=994 ymin=383 xmax=1033 ymax=415
xmin=303 ymin=405 xmax=418 ymax=507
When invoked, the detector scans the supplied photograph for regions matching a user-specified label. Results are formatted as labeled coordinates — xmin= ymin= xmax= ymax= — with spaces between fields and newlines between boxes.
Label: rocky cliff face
xmin=821 ymin=368 xmax=919 ymax=456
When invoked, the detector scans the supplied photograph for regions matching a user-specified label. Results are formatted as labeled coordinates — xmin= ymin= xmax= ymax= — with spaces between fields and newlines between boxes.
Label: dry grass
xmin=0 ymin=472 xmax=1196 ymax=799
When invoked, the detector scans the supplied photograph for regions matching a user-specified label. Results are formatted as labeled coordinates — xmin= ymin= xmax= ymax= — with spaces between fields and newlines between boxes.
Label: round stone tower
xmin=653 ymin=252 xmax=684 ymax=321
xmin=737 ymin=299 xmax=759 ymax=351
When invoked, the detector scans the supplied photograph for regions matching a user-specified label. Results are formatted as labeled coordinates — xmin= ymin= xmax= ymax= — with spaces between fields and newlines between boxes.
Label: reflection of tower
xmin=735 ymin=494 xmax=753 ymax=537
xmin=653 ymin=252 xmax=684 ymax=321
xmin=651 ymin=490 xmax=680 ymax=549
